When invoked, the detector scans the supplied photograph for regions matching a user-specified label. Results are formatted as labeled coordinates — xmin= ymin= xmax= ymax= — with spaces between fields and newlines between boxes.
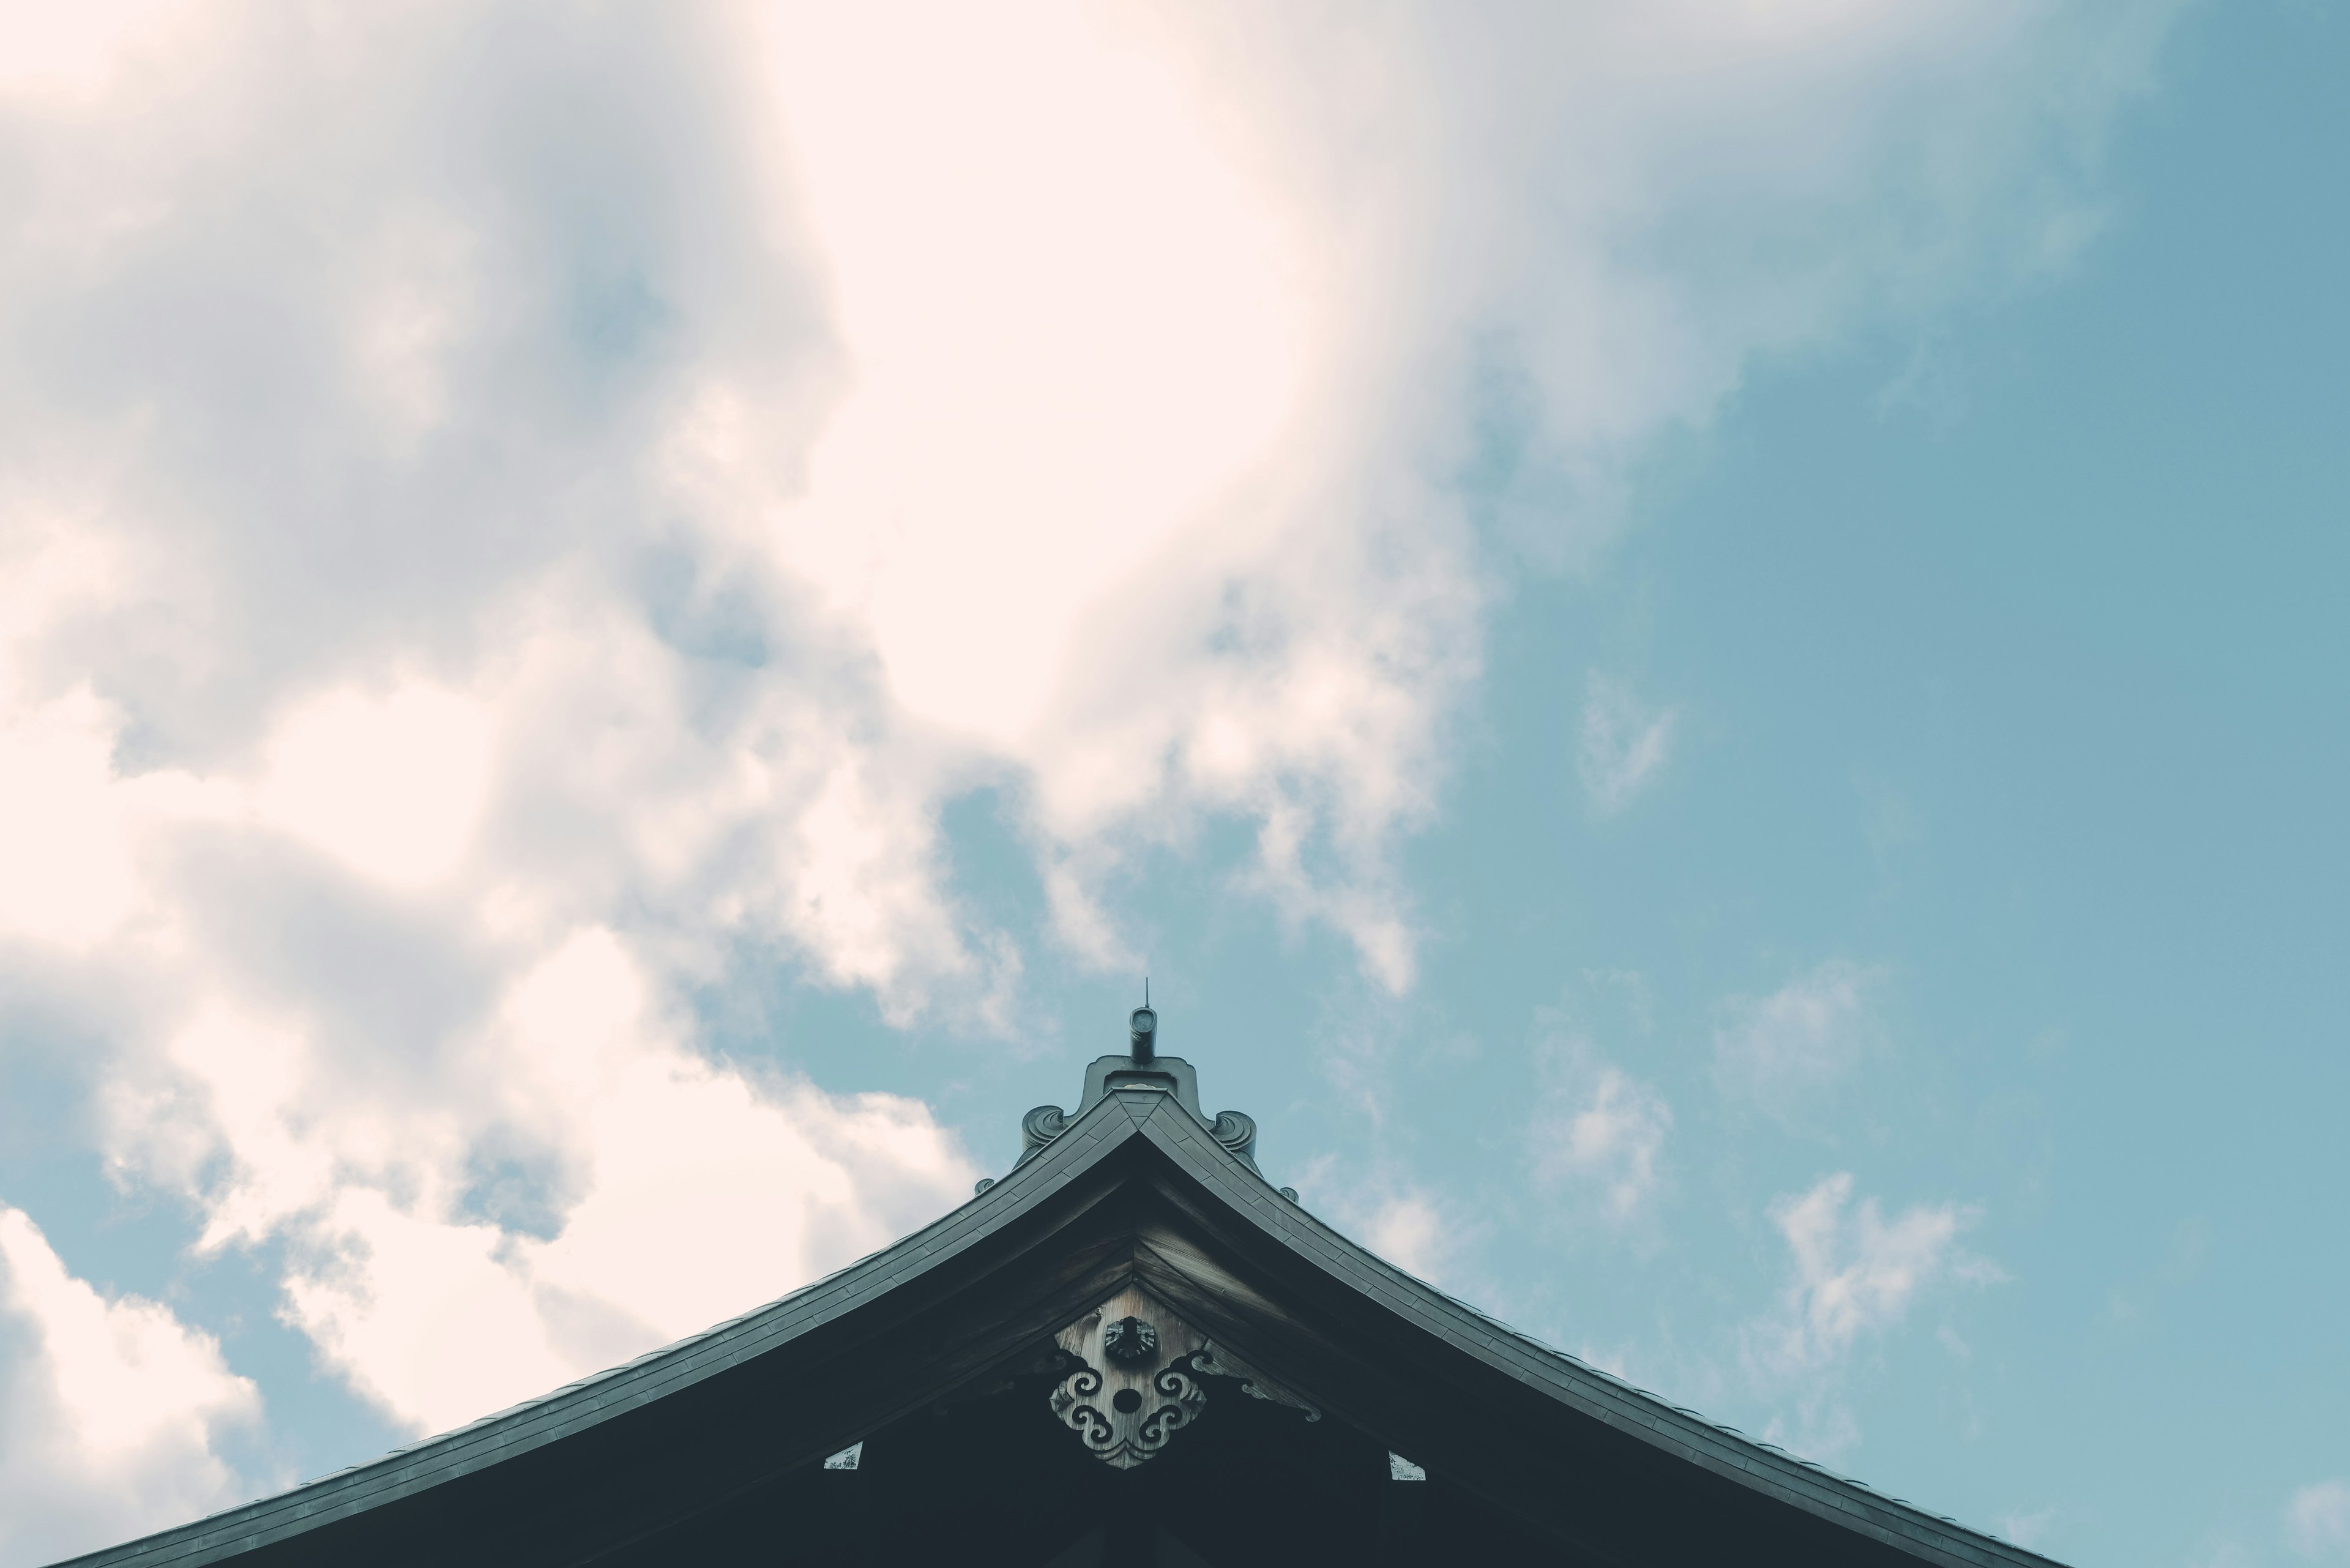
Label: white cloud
xmin=0 ymin=688 xmax=147 ymax=948
xmin=755 ymin=2 xmax=1314 ymax=749
xmin=1575 ymin=1342 xmax=1634 ymax=1382
xmin=1739 ymin=1172 xmax=2002 ymax=1463
xmin=1534 ymin=1064 xmax=1673 ymax=1225
xmin=1363 ymin=1192 xmax=1459 ymax=1285
xmin=2000 ymin=1507 xmax=2056 ymax=1549
xmin=0 ymin=0 xmax=2184 ymax=1498
xmin=255 ymin=684 xmax=494 ymax=890
xmin=1750 ymin=1173 xmax=1997 ymax=1378
xmin=1713 ymin=960 xmax=1881 ymax=1114
xmin=1578 ymin=676 xmax=1677 ymax=814
xmin=2291 ymin=1480 xmax=2350 ymax=1560
xmin=0 ymin=0 xmax=2184 ymax=1002
xmin=109 ymin=930 xmax=975 ymax=1436
xmin=0 ymin=1205 xmax=259 ymax=1566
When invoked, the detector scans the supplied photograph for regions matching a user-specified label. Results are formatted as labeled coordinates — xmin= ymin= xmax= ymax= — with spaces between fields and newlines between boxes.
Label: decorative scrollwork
xmin=1048 ymin=1287 xmax=1208 ymax=1467
xmin=1132 ymin=1353 xmax=1208 ymax=1447
xmin=1048 ymin=1364 xmax=1110 ymax=1442
xmin=1138 ymin=1396 xmax=1188 ymax=1444
xmin=1020 ymin=1105 xmax=1069 ymax=1157
xmin=1208 ymin=1110 xmax=1258 ymax=1165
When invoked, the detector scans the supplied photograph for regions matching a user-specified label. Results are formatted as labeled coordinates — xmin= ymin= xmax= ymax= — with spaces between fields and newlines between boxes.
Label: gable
xmin=56 ymin=1074 xmax=2056 ymax=1568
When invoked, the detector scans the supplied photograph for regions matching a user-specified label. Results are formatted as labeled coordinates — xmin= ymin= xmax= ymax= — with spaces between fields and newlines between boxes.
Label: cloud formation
xmin=0 ymin=1208 xmax=259 ymax=1566
xmin=1742 ymin=1171 xmax=2000 ymax=1458
xmin=1751 ymin=1172 xmax=1994 ymax=1375
xmin=1999 ymin=1507 xmax=2056 ymax=1550
xmin=1526 ymin=973 xmax=1671 ymax=1229
xmin=1713 ymin=960 xmax=1882 ymax=1116
xmin=1363 ymin=1192 xmax=1454 ymax=1285
xmin=0 ymin=0 xmax=2183 ymax=1008
xmin=107 ymin=929 xmax=973 ymax=1436
xmin=1534 ymin=1064 xmax=1674 ymax=1226
xmin=2291 ymin=1480 xmax=2350 ymax=1560
xmin=0 ymin=0 xmax=2182 ymax=1534
xmin=1578 ymin=676 xmax=1677 ymax=815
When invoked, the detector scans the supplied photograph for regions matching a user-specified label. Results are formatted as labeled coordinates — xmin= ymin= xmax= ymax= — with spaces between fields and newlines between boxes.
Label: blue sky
xmin=0 ymin=4 xmax=2342 ymax=1565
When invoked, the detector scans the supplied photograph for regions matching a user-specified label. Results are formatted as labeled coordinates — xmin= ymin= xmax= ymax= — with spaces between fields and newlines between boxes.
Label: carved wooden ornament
xmin=1047 ymin=1285 xmax=1207 ymax=1467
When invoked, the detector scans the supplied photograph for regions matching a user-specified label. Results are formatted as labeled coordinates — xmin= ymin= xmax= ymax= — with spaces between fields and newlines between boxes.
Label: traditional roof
xmin=57 ymin=1042 xmax=2062 ymax=1567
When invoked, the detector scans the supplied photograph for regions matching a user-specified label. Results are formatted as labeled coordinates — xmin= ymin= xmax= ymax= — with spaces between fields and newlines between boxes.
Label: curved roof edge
xmin=1111 ymin=1092 xmax=2062 ymax=1568
xmin=54 ymin=1086 xmax=2062 ymax=1568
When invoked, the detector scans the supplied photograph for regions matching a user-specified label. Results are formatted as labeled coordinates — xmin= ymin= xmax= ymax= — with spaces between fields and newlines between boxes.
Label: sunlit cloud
xmin=1365 ymin=1192 xmax=1453 ymax=1284
xmin=1527 ymin=977 xmax=1671 ymax=1231
xmin=256 ymin=685 xmax=494 ymax=889
xmin=1577 ymin=674 xmax=1677 ymax=815
xmin=2290 ymin=1480 xmax=2350 ymax=1561
xmin=1740 ymin=1171 xmax=2002 ymax=1458
xmin=113 ymin=930 xmax=975 ymax=1435
xmin=1533 ymin=1064 xmax=1673 ymax=1225
xmin=0 ymin=1206 xmax=258 ymax=1565
xmin=1712 ymin=960 xmax=1882 ymax=1118
xmin=0 ymin=0 xmax=2185 ymax=1532
xmin=758 ymin=1 xmax=1315 ymax=748
xmin=1999 ymin=1507 xmax=2056 ymax=1550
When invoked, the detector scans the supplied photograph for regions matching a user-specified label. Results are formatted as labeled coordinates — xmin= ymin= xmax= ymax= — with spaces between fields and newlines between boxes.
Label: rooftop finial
xmin=1129 ymin=984 xmax=1157 ymax=1064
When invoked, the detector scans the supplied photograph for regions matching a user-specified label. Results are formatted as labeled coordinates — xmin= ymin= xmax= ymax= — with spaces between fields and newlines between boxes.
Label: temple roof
xmin=57 ymin=1047 xmax=2062 ymax=1568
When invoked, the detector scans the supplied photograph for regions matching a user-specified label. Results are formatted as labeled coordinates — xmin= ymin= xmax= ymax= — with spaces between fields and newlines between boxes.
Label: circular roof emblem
xmin=1103 ymin=1316 xmax=1159 ymax=1365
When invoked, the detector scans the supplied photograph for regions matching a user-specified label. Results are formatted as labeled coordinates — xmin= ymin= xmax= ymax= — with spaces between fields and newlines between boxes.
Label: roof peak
xmin=54 ymin=1043 xmax=2061 ymax=1568
xmin=983 ymin=1006 xmax=1268 ymax=1195
xmin=1006 ymin=1055 xmax=1259 ymax=1176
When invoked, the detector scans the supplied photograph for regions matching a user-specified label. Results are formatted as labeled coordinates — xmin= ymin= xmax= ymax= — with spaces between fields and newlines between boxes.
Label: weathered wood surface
xmin=1047 ymin=1284 xmax=1208 ymax=1468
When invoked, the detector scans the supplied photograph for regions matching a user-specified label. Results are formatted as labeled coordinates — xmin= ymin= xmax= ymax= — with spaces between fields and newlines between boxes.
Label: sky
xmin=0 ymin=2 xmax=2342 ymax=1564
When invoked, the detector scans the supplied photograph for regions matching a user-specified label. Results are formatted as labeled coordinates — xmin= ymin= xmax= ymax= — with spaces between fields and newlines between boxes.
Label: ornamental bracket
xmin=1046 ymin=1285 xmax=1207 ymax=1468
